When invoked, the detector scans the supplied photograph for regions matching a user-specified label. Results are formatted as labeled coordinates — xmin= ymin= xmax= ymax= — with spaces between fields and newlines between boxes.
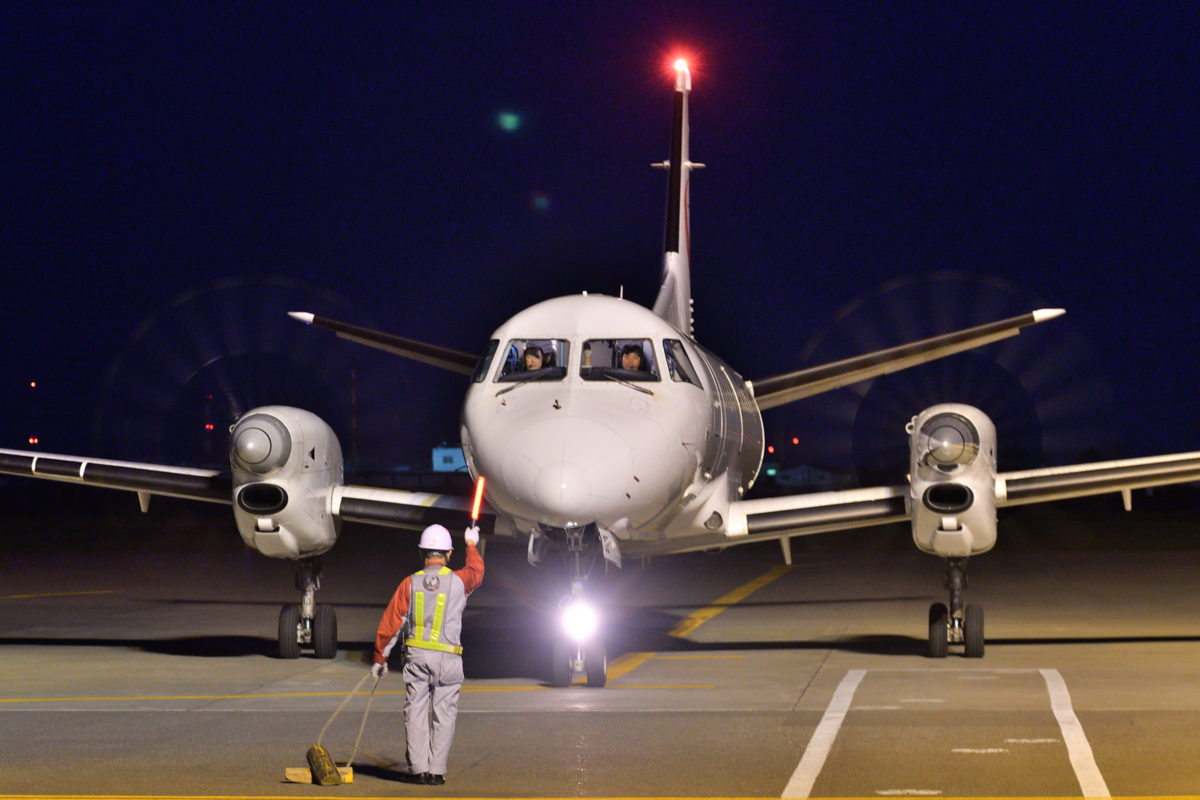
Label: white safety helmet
xmin=418 ymin=524 xmax=453 ymax=552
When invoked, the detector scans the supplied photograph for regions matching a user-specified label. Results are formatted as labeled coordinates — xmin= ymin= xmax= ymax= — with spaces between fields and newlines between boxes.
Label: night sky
xmin=4 ymin=4 xmax=1197 ymax=480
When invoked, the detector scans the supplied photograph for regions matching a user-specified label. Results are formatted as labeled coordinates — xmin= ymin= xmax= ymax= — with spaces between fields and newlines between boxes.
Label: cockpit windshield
xmin=580 ymin=338 xmax=660 ymax=382
xmin=496 ymin=339 xmax=569 ymax=382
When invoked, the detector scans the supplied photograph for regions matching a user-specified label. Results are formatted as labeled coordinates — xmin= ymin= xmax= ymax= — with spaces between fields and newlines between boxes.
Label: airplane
xmin=4 ymin=59 xmax=1199 ymax=682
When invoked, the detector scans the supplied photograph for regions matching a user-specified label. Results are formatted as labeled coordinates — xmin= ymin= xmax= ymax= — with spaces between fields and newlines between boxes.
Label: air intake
xmin=237 ymin=483 xmax=288 ymax=515
xmin=923 ymin=483 xmax=973 ymax=514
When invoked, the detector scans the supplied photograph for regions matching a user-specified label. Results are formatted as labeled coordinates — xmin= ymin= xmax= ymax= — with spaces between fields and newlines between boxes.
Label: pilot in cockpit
xmin=522 ymin=345 xmax=545 ymax=371
xmin=620 ymin=344 xmax=646 ymax=372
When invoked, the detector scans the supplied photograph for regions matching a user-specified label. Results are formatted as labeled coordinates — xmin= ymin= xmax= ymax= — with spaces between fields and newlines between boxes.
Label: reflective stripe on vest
xmin=405 ymin=566 xmax=463 ymax=655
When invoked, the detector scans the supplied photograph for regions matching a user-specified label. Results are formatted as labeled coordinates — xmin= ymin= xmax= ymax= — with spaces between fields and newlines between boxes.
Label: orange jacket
xmin=373 ymin=543 xmax=484 ymax=664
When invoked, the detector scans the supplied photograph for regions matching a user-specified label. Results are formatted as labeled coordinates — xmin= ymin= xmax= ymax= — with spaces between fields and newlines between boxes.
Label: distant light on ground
xmin=529 ymin=190 xmax=552 ymax=214
xmin=496 ymin=110 xmax=523 ymax=132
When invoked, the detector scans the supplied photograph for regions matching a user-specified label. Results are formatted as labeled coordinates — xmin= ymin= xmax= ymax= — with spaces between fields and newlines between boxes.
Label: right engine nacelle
xmin=229 ymin=406 xmax=343 ymax=560
xmin=907 ymin=404 xmax=998 ymax=558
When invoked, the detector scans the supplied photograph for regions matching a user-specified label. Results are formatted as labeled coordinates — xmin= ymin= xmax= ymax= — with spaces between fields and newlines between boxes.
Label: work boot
xmin=424 ymin=773 xmax=446 ymax=785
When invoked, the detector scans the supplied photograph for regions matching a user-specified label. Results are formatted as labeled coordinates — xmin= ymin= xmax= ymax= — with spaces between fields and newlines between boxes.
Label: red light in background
xmin=28 ymin=436 xmax=39 ymax=445
xmin=767 ymin=445 xmax=775 ymax=454
xmin=204 ymin=423 xmax=215 ymax=431
xmin=792 ymin=437 xmax=800 ymax=446
xmin=29 ymin=381 xmax=37 ymax=388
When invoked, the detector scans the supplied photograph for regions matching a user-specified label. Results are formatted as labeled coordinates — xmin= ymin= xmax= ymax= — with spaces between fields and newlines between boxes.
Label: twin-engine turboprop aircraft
xmin=4 ymin=60 xmax=1199 ymax=680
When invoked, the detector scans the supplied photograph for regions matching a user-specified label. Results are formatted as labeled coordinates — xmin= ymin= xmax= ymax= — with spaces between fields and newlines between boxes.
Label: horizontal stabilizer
xmin=752 ymin=309 xmax=1064 ymax=410
xmin=289 ymin=312 xmax=478 ymax=376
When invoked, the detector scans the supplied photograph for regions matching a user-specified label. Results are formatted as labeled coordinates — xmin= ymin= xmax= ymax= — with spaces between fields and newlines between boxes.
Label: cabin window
xmin=663 ymin=339 xmax=701 ymax=387
xmin=580 ymin=338 xmax=660 ymax=382
xmin=496 ymin=339 xmax=570 ymax=382
xmin=472 ymin=340 xmax=499 ymax=383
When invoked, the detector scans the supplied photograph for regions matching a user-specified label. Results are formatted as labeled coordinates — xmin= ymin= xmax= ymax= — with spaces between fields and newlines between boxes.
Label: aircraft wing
xmin=620 ymin=449 xmax=1200 ymax=560
xmin=0 ymin=449 xmax=231 ymax=505
xmin=620 ymin=485 xmax=909 ymax=559
xmin=997 ymin=451 xmax=1200 ymax=508
xmin=287 ymin=312 xmax=478 ymax=375
xmin=751 ymin=309 xmax=1064 ymax=410
xmin=331 ymin=485 xmax=495 ymax=534
xmin=0 ymin=448 xmax=491 ymax=532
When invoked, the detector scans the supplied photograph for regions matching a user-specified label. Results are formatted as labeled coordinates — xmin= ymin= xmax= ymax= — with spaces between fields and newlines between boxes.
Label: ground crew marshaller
xmin=372 ymin=523 xmax=484 ymax=785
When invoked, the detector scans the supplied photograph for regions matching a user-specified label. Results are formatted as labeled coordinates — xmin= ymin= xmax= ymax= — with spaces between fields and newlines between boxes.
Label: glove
xmin=464 ymin=525 xmax=480 ymax=546
xmin=371 ymin=661 xmax=387 ymax=677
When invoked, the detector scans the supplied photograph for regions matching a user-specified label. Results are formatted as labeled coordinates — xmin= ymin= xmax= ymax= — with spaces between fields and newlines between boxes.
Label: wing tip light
xmin=1032 ymin=308 xmax=1066 ymax=323
xmin=288 ymin=311 xmax=315 ymax=325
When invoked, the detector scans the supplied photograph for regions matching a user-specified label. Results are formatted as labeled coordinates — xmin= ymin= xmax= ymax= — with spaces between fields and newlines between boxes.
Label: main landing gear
xmin=278 ymin=557 xmax=338 ymax=659
xmin=927 ymin=557 xmax=984 ymax=658
xmin=545 ymin=525 xmax=607 ymax=687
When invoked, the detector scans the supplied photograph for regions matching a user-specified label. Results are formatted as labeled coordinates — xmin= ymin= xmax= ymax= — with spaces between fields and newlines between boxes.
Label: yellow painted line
xmin=1 ymin=590 xmax=119 ymax=600
xmin=654 ymin=653 xmax=748 ymax=660
xmin=1 ymin=679 xmax=716 ymax=704
xmin=0 ymin=796 xmax=786 ymax=800
xmin=608 ymin=649 xmax=656 ymax=680
xmin=0 ymin=690 xmax=407 ymax=704
xmin=668 ymin=564 xmax=792 ymax=638
xmin=4 ymin=796 xmax=1198 ymax=800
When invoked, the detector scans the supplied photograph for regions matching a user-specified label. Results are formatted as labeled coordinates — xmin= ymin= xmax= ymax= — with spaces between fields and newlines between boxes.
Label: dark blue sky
xmin=3 ymin=4 xmax=1197 ymax=475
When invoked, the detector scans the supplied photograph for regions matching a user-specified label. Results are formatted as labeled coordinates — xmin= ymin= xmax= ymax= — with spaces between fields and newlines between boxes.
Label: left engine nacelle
xmin=907 ymin=404 xmax=998 ymax=558
xmin=229 ymin=406 xmax=343 ymax=560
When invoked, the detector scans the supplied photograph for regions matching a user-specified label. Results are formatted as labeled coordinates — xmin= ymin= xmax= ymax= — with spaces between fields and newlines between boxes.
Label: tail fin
xmin=651 ymin=59 xmax=704 ymax=335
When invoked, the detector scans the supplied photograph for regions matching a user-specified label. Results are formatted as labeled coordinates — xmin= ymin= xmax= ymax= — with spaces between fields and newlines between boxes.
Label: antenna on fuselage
xmin=651 ymin=57 xmax=704 ymax=336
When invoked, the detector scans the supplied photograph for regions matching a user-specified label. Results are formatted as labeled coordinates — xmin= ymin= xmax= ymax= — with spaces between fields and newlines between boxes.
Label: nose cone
xmin=502 ymin=417 xmax=633 ymax=527
xmin=235 ymin=427 xmax=273 ymax=466
xmin=534 ymin=461 xmax=589 ymax=517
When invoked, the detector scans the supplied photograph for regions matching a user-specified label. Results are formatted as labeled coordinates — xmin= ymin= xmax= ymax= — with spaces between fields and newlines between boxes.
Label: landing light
xmin=674 ymin=58 xmax=689 ymax=73
xmin=561 ymin=600 xmax=599 ymax=640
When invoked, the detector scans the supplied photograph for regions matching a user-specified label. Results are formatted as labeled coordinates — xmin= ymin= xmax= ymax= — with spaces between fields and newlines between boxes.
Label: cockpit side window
xmin=663 ymin=339 xmax=701 ymax=387
xmin=496 ymin=339 xmax=570 ymax=382
xmin=472 ymin=340 xmax=499 ymax=383
xmin=580 ymin=338 xmax=660 ymax=382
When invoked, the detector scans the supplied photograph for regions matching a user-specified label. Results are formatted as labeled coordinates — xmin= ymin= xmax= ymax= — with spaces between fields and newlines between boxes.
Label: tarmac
xmin=3 ymin=484 xmax=1200 ymax=798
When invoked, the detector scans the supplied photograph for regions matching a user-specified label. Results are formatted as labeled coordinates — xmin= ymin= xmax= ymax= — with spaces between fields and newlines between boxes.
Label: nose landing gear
xmin=547 ymin=526 xmax=608 ymax=687
xmin=278 ymin=557 xmax=338 ymax=659
xmin=927 ymin=557 xmax=983 ymax=658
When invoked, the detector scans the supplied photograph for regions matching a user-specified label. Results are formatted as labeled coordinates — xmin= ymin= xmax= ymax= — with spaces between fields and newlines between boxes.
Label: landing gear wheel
xmin=963 ymin=604 xmax=984 ymax=658
xmin=313 ymin=604 xmax=338 ymax=659
xmin=584 ymin=637 xmax=607 ymax=688
xmin=278 ymin=604 xmax=301 ymax=659
xmin=550 ymin=637 xmax=573 ymax=687
xmin=927 ymin=602 xmax=948 ymax=659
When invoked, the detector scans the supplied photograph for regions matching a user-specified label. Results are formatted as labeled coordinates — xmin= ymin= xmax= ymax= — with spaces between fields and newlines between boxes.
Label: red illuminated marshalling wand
xmin=470 ymin=475 xmax=486 ymax=523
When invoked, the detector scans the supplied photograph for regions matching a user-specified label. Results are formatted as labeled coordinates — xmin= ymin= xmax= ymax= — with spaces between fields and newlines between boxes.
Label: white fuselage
xmin=460 ymin=294 xmax=763 ymax=542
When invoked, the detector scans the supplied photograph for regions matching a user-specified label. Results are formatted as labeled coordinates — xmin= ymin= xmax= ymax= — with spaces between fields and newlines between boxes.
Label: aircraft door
xmin=694 ymin=349 xmax=732 ymax=480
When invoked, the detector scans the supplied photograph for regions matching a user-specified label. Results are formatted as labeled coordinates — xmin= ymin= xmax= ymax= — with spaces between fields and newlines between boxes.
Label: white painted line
xmin=853 ymin=705 xmax=901 ymax=710
xmin=951 ymin=747 xmax=1008 ymax=754
xmin=1006 ymin=737 xmax=1060 ymax=744
xmin=782 ymin=668 xmax=866 ymax=799
xmin=899 ymin=697 xmax=945 ymax=703
xmin=1040 ymin=668 xmax=1110 ymax=798
xmin=875 ymin=790 xmax=943 ymax=796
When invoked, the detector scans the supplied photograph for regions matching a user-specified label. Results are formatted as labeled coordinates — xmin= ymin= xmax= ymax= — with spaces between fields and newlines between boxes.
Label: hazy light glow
xmin=561 ymin=600 xmax=599 ymax=640
xmin=674 ymin=58 xmax=689 ymax=73
xmin=496 ymin=110 xmax=523 ymax=132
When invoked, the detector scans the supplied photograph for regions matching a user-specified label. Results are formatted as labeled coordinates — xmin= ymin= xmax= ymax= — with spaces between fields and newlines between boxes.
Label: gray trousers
xmin=402 ymin=648 xmax=464 ymax=775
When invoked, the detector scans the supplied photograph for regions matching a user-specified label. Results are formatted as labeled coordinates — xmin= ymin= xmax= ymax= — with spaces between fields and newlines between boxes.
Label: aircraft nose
xmin=502 ymin=417 xmax=633 ymax=527
xmin=534 ymin=461 xmax=590 ymax=517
